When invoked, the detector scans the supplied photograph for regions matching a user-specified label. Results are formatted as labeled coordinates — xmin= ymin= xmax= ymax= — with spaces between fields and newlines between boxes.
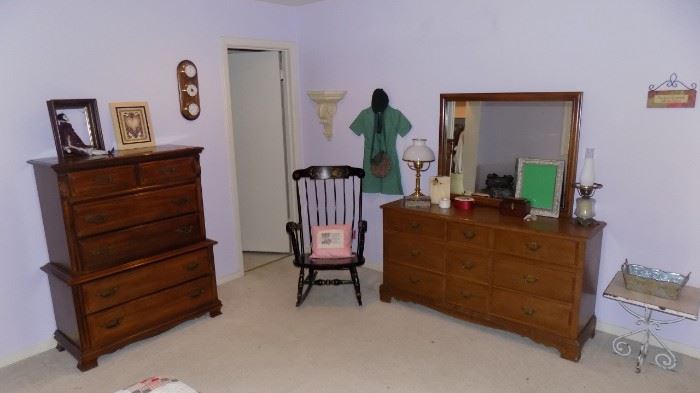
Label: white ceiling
xmin=256 ymin=0 xmax=323 ymax=6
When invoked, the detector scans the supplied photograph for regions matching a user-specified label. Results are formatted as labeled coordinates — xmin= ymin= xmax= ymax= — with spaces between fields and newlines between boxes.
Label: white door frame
xmin=221 ymin=37 xmax=300 ymax=274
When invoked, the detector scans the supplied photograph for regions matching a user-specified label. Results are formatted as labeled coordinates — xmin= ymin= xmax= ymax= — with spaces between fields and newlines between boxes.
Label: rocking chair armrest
xmin=358 ymin=220 xmax=368 ymax=234
xmin=286 ymin=221 xmax=302 ymax=262
xmin=357 ymin=220 xmax=368 ymax=260
xmin=286 ymin=221 xmax=301 ymax=234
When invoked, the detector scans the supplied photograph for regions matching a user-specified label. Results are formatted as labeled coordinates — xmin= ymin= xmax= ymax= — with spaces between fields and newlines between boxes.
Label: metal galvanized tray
xmin=621 ymin=259 xmax=690 ymax=300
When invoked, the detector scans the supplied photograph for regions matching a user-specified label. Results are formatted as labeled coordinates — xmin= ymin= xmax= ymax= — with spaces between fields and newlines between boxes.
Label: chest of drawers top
xmin=29 ymin=145 xmax=202 ymax=198
xmin=29 ymin=145 xmax=207 ymax=273
xmin=382 ymin=199 xmax=605 ymax=242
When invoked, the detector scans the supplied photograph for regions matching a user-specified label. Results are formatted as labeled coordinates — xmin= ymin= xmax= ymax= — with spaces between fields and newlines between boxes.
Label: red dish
xmin=453 ymin=196 xmax=474 ymax=210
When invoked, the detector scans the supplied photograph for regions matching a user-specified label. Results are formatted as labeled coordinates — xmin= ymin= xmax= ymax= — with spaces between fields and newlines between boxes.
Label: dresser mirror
xmin=437 ymin=92 xmax=582 ymax=216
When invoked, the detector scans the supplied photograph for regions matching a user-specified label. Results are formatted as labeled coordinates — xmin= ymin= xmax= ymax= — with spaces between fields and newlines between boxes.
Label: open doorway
xmin=223 ymin=39 xmax=299 ymax=272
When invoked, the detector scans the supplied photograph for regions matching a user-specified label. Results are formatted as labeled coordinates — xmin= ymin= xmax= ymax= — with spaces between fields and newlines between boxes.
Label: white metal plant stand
xmin=603 ymin=272 xmax=700 ymax=373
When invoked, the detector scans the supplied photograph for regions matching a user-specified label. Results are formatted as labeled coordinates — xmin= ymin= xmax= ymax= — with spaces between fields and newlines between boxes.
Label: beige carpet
xmin=1 ymin=258 xmax=699 ymax=393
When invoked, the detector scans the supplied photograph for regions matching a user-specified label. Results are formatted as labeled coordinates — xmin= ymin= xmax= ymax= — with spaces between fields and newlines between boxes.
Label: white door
xmin=229 ymin=50 xmax=290 ymax=252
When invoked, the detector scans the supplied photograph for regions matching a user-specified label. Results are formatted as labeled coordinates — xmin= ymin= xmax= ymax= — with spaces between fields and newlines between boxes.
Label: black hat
xmin=371 ymin=88 xmax=389 ymax=113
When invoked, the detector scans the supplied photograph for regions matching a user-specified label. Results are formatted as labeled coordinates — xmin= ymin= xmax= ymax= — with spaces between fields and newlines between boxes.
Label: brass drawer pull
xmin=521 ymin=307 xmax=536 ymax=316
xmin=103 ymin=317 xmax=123 ymax=329
xmin=172 ymin=197 xmax=190 ymax=206
xmin=409 ymin=250 xmax=421 ymax=257
xmin=93 ymin=174 xmax=114 ymax=185
xmin=461 ymin=261 xmax=475 ymax=270
xmin=159 ymin=167 xmax=177 ymax=175
xmin=409 ymin=222 xmax=421 ymax=230
xmin=462 ymin=230 xmax=476 ymax=240
xmin=176 ymin=225 xmax=194 ymax=234
xmin=525 ymin=241 xmax=541 ymax=251
xmin=99 ymin=287 xmax=118 ymax=298
xmin=185 ymin=262 xmax=200 ymax=271
xmin=85 ymin=214 xmax=107 ymax=224
xmin=90 ymin=246 xmax=112 ymax=257
xmin=408 ymin=275 xmax=421 ymax=285
xmin=523 ymin=274 xmax=539 ymax=284
xmin=460 ymin=291 xmax=473 ymax=300
xmin=188 ymin=288 xmax=205 ymax=299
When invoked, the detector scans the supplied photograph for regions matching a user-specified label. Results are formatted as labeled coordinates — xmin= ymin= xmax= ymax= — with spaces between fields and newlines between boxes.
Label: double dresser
xmin=29 ymin=145 xmax=222 ymax=370
xmin=381 ymin=200 xmax=605 ymax=360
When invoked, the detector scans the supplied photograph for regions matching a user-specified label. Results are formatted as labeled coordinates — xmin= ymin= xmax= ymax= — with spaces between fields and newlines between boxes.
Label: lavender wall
xmin=0 ymin=0 xmax=299 ymax=363
xmin=296 ymin=0 xmax=700 ymax=350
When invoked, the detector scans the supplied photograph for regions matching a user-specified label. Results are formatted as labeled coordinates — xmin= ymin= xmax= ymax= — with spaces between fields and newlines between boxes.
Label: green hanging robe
xmin=350 ymin=105 xmax=412 ymax=195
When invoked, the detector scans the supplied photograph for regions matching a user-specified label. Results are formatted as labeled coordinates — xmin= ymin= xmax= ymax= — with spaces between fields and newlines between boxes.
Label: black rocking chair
xmin=285 ymin=166 xmax=367 ymax=306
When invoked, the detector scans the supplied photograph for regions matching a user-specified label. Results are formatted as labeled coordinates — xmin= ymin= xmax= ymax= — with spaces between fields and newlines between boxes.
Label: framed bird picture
xmin=109 ymin=101 xmax=155 ymax=150
xmin=47 ymin=98 xmax=106 ymax=159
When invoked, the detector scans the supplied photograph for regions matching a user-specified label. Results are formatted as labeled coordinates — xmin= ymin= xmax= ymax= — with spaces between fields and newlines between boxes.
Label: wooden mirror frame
xmin=437 ymin=92 xmax=582 ymax=217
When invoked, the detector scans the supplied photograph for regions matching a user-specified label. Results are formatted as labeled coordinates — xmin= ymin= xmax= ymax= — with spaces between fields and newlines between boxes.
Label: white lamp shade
xmin=580 ymin=148 xmax=595 ymax=186
xmin=402 ymin=138 xmax=435 ymax=162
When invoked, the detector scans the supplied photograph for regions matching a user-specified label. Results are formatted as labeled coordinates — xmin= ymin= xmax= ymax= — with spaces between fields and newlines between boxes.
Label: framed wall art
xmin=109 ymin=101 xmax=155 ymax=150
xmin=47 ymin=99 xmax=105 ymax=159
xmin=515 ymin=158 xmax=565 ymax=218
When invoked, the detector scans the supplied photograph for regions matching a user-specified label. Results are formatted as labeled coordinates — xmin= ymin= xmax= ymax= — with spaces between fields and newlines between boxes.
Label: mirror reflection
xmin=438 ymin=93 xmax=581 ymax=215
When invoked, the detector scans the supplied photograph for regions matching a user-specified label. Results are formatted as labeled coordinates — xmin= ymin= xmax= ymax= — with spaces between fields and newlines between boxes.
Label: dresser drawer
xmin=385 ymin=234 xmax=444 ymax=273
xmin=82 ymin=248 xmax=212 ymax=314
xmin=446 ymin=247 xmax=490 ymax=284
xmin=139 ymin=157 xmax=196 ymax=187
xmin=86 ymin=276 xmax=214 ymax=348
xmin=384 ymin=211 xmax=445 ymax=240
xmin=78 ymin=213 xmax=202 ymax=270
xmin=493 ymin=255 xmax=576 ymax=302
xmin=384 ymin=264 xmax=444 ymax=301
xmin=68 ymin=165 xmax=137 ymax=198
xmin=494 ymin=230 xmax=577 ymax=266
xmin=445 ymin=277 xmax=488 ymax=314
xmin=447 ymin=223 xmax=491 ymax=249
xmin=73 ymin=184 xmax=199 ymax=237
xmin=491 ymin=289 xmax=572 ymax=333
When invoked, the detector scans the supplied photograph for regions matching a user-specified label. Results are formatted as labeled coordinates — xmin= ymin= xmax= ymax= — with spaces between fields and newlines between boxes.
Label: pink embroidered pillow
xmin=310 ymin=224 xmax=352 ymax=259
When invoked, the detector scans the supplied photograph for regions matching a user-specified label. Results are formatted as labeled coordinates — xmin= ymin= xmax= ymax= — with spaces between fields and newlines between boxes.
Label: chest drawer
xmin=86 ymin=276 xmax=214 ymax=348
xmin=446 ymin=247 xmax=491 ymax=284
xmin=384 ymin=264 xmax=444 ymax=301
xmin=68 ymin=165 xmax=137 ymax=198
xmin=494 ymin=230 xmax=577 ymax=267
xmin=493 ymin=255 xmax=576 ymax=302
xmin=445 ymin=277 xmax=488 ymax=314
xmin=73 ymin=184 xmax=199 ymax=237
xmin=385 ymin=234 xmax=444 ymax=273
xmin=82 ymin=248 xmax=212 ymax=314
xmin=447 ymin=223 xmax=491 ymax=249
xmin=139 ymin=157 xmax=196 ymax=187
xmin=384 ymin=211 xmax=445 ymax=240
xmin=491 ymin=289 xmax=572 ymax=334
xmin=78 ymin=213 xmax=202 ymax=270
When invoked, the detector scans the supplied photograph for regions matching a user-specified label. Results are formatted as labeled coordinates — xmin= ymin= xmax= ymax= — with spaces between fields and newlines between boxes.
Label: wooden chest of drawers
xmin=380 ymin=200 xmax=605 ymax=361
xmin=30 ymin=145 xmax=222 ymax=371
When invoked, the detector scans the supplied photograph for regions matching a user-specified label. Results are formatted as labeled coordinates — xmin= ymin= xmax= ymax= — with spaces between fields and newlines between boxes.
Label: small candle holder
xmin=574 ymin=182 xmax=603 ymax=226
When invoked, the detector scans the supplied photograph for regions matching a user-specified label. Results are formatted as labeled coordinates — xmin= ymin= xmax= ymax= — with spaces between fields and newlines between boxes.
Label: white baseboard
xmin=596 ymin=322 xmax=700 ymax=360
xmin=216 ymin=270 xmax=244 ymax=285
xmin=0 ymin=339 xmax=56 ymax=369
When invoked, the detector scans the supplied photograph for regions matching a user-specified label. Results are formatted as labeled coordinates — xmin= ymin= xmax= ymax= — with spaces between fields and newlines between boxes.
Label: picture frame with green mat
xmin=515 ymin=158 xmax=565 ymax=218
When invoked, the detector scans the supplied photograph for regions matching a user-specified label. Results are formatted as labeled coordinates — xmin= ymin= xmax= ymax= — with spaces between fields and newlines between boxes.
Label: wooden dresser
xmin=380 ymin=200 xmax=605 ymax=360
xmin=29 ymin=145 xmax=222 ymax=371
